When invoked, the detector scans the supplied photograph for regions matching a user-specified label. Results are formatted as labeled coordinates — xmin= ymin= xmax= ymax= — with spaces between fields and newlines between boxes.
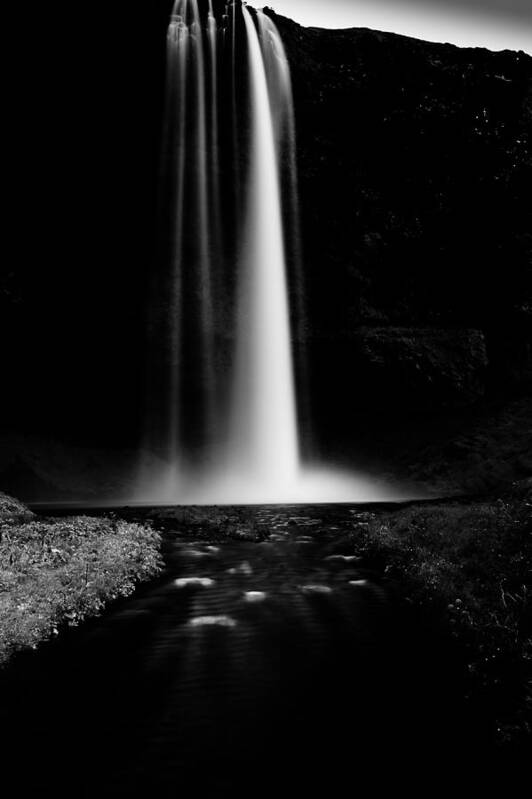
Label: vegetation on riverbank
xmin=0 ymin=493 xmax=162 ymax=665
xmin=354 ymin=481 xmax=532 ymax=746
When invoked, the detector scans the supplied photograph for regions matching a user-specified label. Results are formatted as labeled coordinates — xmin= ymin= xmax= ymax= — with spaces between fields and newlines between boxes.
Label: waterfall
xmin=256 ymin=9 xmax=311 ymax=453
xmin=164 ymin=11 xmax=188 ymax=472
xmin=139 ymin=0 xmax=406 ymax=504
xmin=155 ymin=0 xmax=218 ymax=472
xmin=227 ymin=5 xmax=299 ymax=483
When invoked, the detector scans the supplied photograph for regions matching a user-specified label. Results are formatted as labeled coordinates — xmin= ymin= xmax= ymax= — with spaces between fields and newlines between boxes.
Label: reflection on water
xmin=0 ymin=504 xmax=483 ymax=795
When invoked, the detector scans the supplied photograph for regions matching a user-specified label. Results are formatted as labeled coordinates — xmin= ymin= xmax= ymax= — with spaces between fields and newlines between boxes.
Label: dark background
xmin=3 ymin=1 xmax=176 ymax=445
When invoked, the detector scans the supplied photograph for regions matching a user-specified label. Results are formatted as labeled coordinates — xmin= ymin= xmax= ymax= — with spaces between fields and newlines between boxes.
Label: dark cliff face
xmin=269 ymin=12 xmax=532 ymax=422
xmin=1 ymin=4 xmax=531 ymax=473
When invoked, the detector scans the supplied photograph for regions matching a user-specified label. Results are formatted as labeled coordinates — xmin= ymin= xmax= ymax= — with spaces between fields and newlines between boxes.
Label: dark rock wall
xmin=348 ymin=327 xmax=488 ymax=410
xmin=270 ymin=12 xmax=532 ymax=421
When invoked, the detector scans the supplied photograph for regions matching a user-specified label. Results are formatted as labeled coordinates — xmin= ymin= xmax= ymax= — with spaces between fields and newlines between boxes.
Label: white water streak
xmin=207 ymin=2 xmax=222 ymax=256
xmin=166 ymin=14 xmax=189 ymax=464
xmin=190 ymin=3 xmax=216 ymax=432
xmin=227 ymin=7 xmax=299 ymax=482
xmin=257 ymin=10 xmax=310 ymax=442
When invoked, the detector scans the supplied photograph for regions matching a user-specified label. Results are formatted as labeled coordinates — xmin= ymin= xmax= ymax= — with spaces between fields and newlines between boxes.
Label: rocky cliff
xmin=269 ymin=11 xmax=531 ymax=417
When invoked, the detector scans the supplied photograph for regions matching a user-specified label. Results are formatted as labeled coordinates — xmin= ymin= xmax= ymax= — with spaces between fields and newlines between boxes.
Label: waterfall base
xmin=135 ymin=464 xmax=420 ymax=505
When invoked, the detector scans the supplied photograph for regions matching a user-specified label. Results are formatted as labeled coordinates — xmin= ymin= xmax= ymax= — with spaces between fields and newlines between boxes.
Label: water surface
xmin=0 ymin=503 xmax=481 ymax=795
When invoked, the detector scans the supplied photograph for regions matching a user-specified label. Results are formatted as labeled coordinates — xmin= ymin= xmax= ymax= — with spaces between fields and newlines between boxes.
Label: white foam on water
xmin=325 ymin=555 xmax=360 ymax=563
xmin=189 ymin=615 xmax=237 ymax=628
xmin=301 ymin=584 xmax=333 ymax=595
xmin=244 ymin=591 xmax=267 ymax=603
xmin=174 ymin=577 xmax=215 ymax=588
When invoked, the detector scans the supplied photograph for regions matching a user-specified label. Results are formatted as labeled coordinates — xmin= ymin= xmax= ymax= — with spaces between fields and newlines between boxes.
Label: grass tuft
xmin=0 ymin=495 xmax=162 ymax=665
xmin=354 ymin=481 xmax=532 ymax=745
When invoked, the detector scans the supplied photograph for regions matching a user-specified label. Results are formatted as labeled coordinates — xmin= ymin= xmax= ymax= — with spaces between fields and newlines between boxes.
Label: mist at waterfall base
xmin=137 ymin=0 xmax=412 ymax=507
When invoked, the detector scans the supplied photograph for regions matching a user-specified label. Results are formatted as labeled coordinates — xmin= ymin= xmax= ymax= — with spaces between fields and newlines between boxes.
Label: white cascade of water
xmin=207 ymin=0 xmax=222 ymax=299
xmin=138 ymin=1 xmax=412 ymax=505
xmin=190 ymin=1 xmax=216 ymax=434
xmin=223 ymin=5 xmax=299 ymax=485
xmin=256 ymin=9 xmax=311 ymax=449
xmin=164 ymin=8 xmax=189 ymax=478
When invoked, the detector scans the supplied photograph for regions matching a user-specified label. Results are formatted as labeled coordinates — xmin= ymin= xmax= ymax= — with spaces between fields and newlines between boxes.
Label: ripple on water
xmin=301 ymin=584 xmax=333 ymax=595
xmin=325 ymin=555 xmax=360 ymax=562
xmin=227 ymin=562 xmax=253 ymax=575
xmin=181 ymin=549 xmax=213 ymax=558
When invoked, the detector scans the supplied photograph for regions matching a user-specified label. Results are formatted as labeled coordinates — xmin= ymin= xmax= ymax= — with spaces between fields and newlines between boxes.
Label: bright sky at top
xmin=256 ymin=0 xmax=532 ymax=54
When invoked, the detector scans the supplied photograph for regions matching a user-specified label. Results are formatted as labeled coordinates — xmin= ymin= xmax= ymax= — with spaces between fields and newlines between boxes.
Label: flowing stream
xmin=0 ymin=504 xmax=479 ymax=795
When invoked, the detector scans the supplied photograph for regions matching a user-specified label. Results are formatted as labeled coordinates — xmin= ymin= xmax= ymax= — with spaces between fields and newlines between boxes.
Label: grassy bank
xmin=0 ymin=493 xmax=162 ymax=665
xmin=353 ymin=481 xmax=532 ymax=746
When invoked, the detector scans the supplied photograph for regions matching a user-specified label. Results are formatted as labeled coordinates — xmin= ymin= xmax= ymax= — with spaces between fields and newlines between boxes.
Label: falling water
xmin=139 ymin=1 xmax=410 ymax=504
xmin=226 ymin=5 xmax=299 ymax=483
xmin=256 ymin=8 xmax=311 ymax=452
xmin=190 ymin=1 xmax=216 ymax=436
xmin=164 ymin=11 xmax=187 ymax=473
xmin=207 ymin=1 xmax=222 ymax=290
xmin=156 ymin=0 xmax=217 ymax=470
